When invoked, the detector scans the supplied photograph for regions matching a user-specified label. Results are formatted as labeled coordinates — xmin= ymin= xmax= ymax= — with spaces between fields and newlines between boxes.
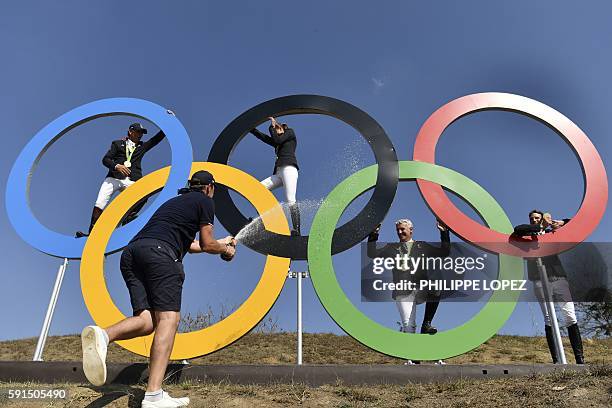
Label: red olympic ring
xmin=413 ymin=92 xmax=608 ymax=257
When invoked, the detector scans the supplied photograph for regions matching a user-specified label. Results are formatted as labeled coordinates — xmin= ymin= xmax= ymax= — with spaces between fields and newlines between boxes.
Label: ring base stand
xmin=536 ymin=258 xmax=567 ymax=364
xmin=288 ymin=268 xmax=309 ymax=365
xmin=33 ymin=258 xmax=68 ymax=361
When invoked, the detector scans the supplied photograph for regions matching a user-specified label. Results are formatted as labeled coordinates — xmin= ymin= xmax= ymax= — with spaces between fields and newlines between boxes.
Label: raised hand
xmin=436 ymin=220 xmax=448 ymax=232
xmin=368 ymin=223 xmax=382 ymax=241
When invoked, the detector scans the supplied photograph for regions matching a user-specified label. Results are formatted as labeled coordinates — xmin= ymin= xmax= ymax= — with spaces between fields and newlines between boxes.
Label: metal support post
xmin=288 ymin=269 xmax=309 ymax=365
xmin=536 ymin=258 xmax=567 ymax=364
xmin=33 ymin=258 xmax=68 ymax=361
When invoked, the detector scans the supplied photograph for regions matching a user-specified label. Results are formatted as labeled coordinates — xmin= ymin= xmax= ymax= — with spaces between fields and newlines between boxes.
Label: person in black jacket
xmin=513 ymin=209 xmax=585 ymax=364
xmin=75 ymin=122 xmax=166 ymax=238
xmin=367 ymin=219 xmax=451 ymax=335
xmin=249 ymin=117 xmax=300 ymax=236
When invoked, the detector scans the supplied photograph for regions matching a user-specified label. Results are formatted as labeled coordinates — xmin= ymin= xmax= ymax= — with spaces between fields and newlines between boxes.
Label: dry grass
xmin=1 ymin=366 xmax=611 ymax=407
xmin=1 ymin=334 xmax=611 ymax=407
xmin=1 ymin=333 xmax=610 ymax=365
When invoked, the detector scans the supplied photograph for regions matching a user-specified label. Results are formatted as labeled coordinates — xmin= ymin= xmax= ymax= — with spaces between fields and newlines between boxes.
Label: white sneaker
xmin=141 ymin=392 xmax=190 ymax=407
xmin=435 ymin=360 xmax=446 ymax=365
xmin=81 ymin=325 xmax=108 ymax=386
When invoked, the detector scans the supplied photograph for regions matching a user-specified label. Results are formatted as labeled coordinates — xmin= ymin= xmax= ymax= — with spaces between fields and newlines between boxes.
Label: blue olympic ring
xmin=5 ymin=98 xmax=193 ymax=259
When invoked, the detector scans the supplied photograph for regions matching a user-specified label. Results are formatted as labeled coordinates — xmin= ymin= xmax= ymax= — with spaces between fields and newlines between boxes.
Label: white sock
xmin=101 ymin=328 xmax=109 ymax=345
xmin=144 ymin=389 xmax=163 ymax=402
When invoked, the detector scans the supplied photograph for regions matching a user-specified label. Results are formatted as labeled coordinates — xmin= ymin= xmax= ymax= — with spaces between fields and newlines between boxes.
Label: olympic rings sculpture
xmin=81 ymin=163 xmax=291 ymax=359
xmin=5 ymin=98 xmax=193 ymax=259
xmin=208 ymin=95 xmax=399 ymax=260
xmin=6 ymin=93 xmax=608 ymax=360
xmin=413 ymin=93 xmax=608 ymax=258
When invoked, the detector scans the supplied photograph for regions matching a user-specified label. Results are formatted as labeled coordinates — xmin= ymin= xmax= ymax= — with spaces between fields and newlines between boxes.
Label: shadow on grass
xmin=82 ymin=363 xmax=188 ymax=407
xmin=82 ymin=385 xmax=144 ymax=408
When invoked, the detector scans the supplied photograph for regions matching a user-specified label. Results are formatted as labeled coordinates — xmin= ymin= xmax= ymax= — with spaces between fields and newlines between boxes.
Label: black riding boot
xmin=89 ymin=206 xmax=104 ymax=232
xmin=567 ymin=323 xmax=585 ymax=364
xmin=544 ymin=325 xmax=559 ymax=364
xmin=421 ymin=296 xmax=440 ymax=334
xmin=121 ymin=197 xmax=148 ymax=226
xmin=76 ymin=206 xmax=104 ymax=238
xmin=289 ymin=203 xmax=301 ymax=236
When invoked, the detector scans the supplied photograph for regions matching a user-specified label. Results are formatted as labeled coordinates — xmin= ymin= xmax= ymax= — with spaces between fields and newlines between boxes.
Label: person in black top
xmin=250 ymin=117 xmax=301 ymax=236
xmin=367 ymin=219 xmax=451 ymax=335
xmin=81 ymin=171 xmax=236 ymax=407
xmin=75 ymin=122 xmax=167 ymax=238
xmin=513 ymin=209 xmax=584 ymax=364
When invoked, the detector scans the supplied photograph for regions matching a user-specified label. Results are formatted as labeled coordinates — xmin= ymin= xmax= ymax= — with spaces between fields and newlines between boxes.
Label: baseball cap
xmin=189 ymin=170 xmax=215 ymax=187
xmin=128 ymin=123 xmax=148 ymax=134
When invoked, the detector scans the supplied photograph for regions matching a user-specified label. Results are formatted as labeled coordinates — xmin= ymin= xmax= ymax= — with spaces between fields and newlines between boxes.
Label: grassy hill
xmin=1 ymin=334 xmax=610 ymax=407
xmin=1 ymin=333 xmax=611 ymax=365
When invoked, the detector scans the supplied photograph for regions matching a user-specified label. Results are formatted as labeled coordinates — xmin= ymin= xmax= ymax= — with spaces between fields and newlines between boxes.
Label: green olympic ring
xmin=307 ymin=161 xmax=523 ymax=360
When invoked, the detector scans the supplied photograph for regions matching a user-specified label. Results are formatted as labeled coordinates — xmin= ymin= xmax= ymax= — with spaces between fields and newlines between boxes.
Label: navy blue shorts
xmin=120 ymin=238 xmax=185 ymax=313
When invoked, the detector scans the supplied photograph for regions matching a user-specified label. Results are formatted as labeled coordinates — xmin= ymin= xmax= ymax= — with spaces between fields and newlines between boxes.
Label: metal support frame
xmin=33 ymin=258 xmax=68 ymax=361
xmin=535 ymin=258 xmax=567 ymax=364
xmin=288 ymin=269 xmax=309 ymax=365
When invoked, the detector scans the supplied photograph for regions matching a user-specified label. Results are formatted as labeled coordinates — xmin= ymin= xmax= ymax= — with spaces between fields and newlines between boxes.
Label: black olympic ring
xmin=207 ymin=94 xmax=399 ymax=260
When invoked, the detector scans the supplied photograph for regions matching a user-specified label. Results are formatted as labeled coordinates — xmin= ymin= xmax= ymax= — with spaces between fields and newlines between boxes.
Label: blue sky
xmin=1 ymin=1 xmax=611 ymax=345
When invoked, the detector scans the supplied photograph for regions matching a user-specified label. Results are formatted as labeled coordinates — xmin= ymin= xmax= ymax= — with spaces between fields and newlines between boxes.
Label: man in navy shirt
xmin=81 ymin=171 xmax=236 ymax=407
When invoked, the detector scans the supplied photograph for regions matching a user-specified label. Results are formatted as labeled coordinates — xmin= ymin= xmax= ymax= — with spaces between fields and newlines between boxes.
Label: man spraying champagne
xmin=81 ymin=170 xmax=236 ymax=407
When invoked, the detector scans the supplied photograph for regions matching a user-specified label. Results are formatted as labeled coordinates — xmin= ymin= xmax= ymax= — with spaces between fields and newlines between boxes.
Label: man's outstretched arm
xmin=513 ymin=223 xmax=541 ymax=236
xmin=423 ymin=221 xmax=451 ymax=257
xmin=142 ymin=130 xmax=166 ymax=152
xmin=250 ymin=127 xmax=276 ymax=147
xmin=188 ymin=224 xmax=235 ymax=257
xmin=366 ymin=224 xmax=393 ymax=258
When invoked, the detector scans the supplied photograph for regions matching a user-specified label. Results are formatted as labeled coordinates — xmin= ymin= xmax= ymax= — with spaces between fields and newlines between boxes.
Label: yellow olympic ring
xmin=80 ymin=162 xmax=291 ymax=359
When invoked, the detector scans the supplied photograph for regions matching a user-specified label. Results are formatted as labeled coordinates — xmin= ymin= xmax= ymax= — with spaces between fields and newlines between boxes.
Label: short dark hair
xmin=529 ymin=209 xmax=544 ymax=218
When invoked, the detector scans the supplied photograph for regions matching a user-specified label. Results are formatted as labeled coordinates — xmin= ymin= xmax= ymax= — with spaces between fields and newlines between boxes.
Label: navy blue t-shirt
xmin=131 ymin=191 xmax=215 ymax=259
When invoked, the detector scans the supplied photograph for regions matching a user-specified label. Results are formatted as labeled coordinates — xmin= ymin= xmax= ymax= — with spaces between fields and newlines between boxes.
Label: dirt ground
xmin=1 ymin=366 xmax=611 ymax=407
